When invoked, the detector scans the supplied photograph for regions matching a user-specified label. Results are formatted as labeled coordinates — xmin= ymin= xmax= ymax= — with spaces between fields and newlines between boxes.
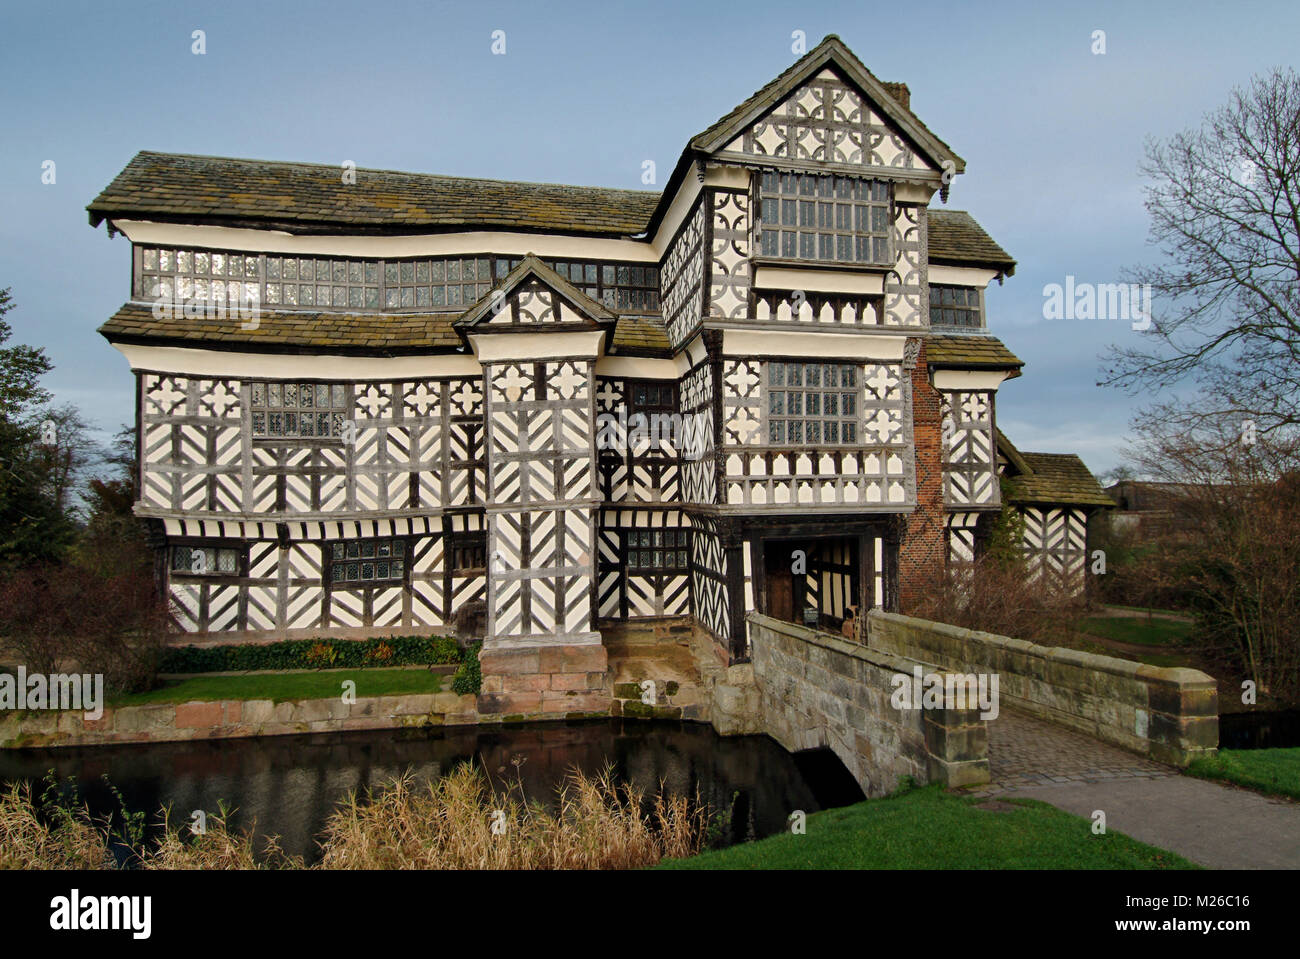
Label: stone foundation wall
xmin=866 ymin=610 xmax=1218 ymax=766
xmin=477 ymin=644 xmax=611 ymax=720
xmin=0 ymin=691 xmax=481 ymax=749
xmin=748 ymin=612 xmax=988 ymax=795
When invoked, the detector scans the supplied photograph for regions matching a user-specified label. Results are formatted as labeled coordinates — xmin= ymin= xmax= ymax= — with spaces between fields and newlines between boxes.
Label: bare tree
xmin=1103 ymin=68 xmax=1300 ymax=438
xmin=1121 ymin=403 xmax=1300 ymax=700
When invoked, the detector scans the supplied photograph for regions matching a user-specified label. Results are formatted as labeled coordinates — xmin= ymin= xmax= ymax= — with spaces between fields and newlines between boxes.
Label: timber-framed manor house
xmin=88 ymin=36 xmax=1110 ymax=711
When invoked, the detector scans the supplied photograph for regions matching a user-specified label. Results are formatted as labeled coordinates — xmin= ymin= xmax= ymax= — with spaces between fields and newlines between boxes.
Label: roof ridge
xmin=129 ymin=150 xmax=662 ymax=198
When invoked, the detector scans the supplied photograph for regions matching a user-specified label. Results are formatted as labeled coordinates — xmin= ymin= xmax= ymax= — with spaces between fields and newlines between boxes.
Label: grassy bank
xmin=1187 ymin=748 xmax=1300 ymax=801
xmin=1079 ymin=616 xmax=1193 ymax=647
xmin=110 ymin=667 xmax=443 ymax=707
xmin=659 ymin=785 xmax=1198 ymax=870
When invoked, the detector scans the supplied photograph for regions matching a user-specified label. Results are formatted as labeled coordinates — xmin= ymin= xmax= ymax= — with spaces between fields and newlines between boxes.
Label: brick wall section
xmin=478 ymin=645 xmax=611 ymax=719
xmin=899 ymin=339 xmax=946 ymax=612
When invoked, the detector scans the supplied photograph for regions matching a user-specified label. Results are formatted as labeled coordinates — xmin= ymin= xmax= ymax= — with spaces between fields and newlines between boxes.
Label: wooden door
xmin=767 ymin=570 xmax=794 ymax=623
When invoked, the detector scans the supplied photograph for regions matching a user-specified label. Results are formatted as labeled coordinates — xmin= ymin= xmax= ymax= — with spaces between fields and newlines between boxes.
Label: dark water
xmin=0 ymin=719 xmax=863 ymax=862
xmin=1219 ymin=709 xmax=1300 ymax=750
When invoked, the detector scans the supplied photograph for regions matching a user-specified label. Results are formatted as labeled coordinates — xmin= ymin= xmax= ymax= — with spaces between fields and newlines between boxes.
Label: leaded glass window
xmin=249 ymin=381 xmax=349 ymax=438
xmin=264 ymin=256 xmax=381 ymax=310
xmin=384 ymin=257 xmax=492 ymax=310
xmin=758 ymin=173 xmax=892 ymax=266
xmin=171 ymin=545 xmax=240 ymax=576
xmin=547 ymin=260 xmax=660 ymax=313
xmin=766 ymin=362 xmax=860 ymax=445
xmin=136 ymin=247 xmax=663 ymax=316
xmin=139 ymin=247 xmax=260 ymax=312
xmin=329 ymin=538 xmax=406 ymax=584
xmin=929 ymin=285 xmax=982 ymax=328
xmin=627 ymin=528 xmax=688 ymax=572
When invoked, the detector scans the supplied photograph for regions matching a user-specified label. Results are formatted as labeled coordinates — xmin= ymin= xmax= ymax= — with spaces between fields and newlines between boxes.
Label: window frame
xmin=754 ymin=172 xmax=894 ymax=270
xmin=134 ymin=246 xmax=662 ymax=316
xmin=626 ymin=528 xmax=689 ymax=573
xmin=765 ymin=360 xmax=862 ymax=447
xmin=327 ymin=537 xmax=408 ymax=587
xmin=248 ymin=380 xmax=352 ymax=442
xmin=170 ymin=543 xmax=243 ymax=578
xmin=929 ymin=285 xmax=983 ymax=329
xmin=448 ymin=532 xmax=488 ymax=574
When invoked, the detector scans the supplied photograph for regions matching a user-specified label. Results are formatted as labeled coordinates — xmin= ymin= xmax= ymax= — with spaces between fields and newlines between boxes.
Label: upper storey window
xmin=135 ymin=248 xmax=659 ymax=315
xmin=758 ymin=173 xmax=892 ymax=266
xmin=929 ymin=285 xmax=983 ymax=329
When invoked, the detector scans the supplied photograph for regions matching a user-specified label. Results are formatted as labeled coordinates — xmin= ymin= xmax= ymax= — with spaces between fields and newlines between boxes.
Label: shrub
xmin=305 ymin=642 xmax=338 ymax=670
xmin=363 ymin=641 xmax=394 ymax=666
xmin=158 ymin=634 xmax=462 ymax=674
xmin=0 ymin=565 xmax=171 ymax=692
xmin=450 ymin=641 xmax=482 ymax=696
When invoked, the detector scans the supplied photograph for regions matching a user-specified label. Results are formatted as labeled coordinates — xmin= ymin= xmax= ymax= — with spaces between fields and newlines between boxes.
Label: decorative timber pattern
xmin=720 ymin=359 xmax=915 ymax=509
xmin=752 ymin=289 xmax=883 ymax=326
xmin=709 ymin=190 xmax=751 ymax=319
xmin=597 ymin=509 xmax=690 ymax=619
xmin=1020 ymin=507 xmax=1088 ymax=591
xmin=883 ymin=205 xmax=926 ymax=328
xmin=483 ymin=358 xmax=598 ymax=645
xmin=660 ymin=197 xmax=706 ymax=350
xmin=689 ymin=513 xmax=730 ymax=644
xmin=940 ymin=390 xmax=998 ymax=508
xmin=721 ymin=68 xmax=933 ymax=171
xmin=678 ymin=361 xmax=717 ymax=506
xmin=141 ymin=372 xmax=486 ymax=518
xmin=945 ymin=511 xmax=981 ymax=564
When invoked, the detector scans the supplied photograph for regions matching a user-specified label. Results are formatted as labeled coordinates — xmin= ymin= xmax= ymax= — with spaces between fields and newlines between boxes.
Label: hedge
xmin=451 ymin=641 xmax=482 ymax=695
xmin=160 ymin=634 xmax=462 ymax=674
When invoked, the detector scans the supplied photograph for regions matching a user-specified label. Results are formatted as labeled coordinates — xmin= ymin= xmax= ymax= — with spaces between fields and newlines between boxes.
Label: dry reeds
xmin=316 ymin=763 xmax=706 ymax=870
xmin=0 ymin=764 xmax=709 ymax=870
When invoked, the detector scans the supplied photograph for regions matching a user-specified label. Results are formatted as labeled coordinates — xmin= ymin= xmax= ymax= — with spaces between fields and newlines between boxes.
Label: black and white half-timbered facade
xmin=89 ymin=36 xmax=1109 ymax=685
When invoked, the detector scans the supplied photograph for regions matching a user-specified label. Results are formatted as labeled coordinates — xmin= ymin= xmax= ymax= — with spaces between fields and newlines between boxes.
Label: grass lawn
xmin=1187 ymin=748 xmax=1300 ymax=801
xmin=1079 ymin=616 xmax=1193 ymax=647
xmin=111 ymin=667 xmax=443 ymax=707
xmin=660 ymin=785 xmax=1198 ymax=869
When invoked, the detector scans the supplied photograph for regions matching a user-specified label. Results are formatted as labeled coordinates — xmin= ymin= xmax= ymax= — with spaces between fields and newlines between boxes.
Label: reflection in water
xmin=0 ymin=719 xmax=863 ymax=863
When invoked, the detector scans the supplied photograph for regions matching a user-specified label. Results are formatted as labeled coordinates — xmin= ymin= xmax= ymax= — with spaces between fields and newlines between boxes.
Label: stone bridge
xmin=745 ymin=611 xmax=1218 ymax=797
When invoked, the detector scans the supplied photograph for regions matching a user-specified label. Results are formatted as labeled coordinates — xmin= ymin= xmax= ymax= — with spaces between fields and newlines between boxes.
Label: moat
xmin=0 ymin=718 xmax=864 ymax=863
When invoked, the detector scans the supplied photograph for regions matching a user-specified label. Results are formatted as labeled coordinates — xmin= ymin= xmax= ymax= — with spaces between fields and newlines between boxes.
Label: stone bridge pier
xmin=746 ymin=612 xmax=990 ymax=796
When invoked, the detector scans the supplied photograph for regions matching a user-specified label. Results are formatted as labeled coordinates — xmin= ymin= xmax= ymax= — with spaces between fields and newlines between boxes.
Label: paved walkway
xmin=971 ymin=709 xmax=1300 ymax=869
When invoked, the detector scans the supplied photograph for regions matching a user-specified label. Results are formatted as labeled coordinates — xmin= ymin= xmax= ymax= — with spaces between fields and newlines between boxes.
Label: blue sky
xmin=1 ymin=0 xmax=1296 ymax=476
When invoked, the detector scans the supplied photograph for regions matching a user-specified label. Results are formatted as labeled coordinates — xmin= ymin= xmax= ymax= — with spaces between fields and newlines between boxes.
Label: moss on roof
xmin=99 ymin=303 xmax=464 ymax=354
xmin=926 ymin=335 xmax=1023 ymax=374
xmin=88 ymin=151 xmax=660 ymax=237
xmin=997 ymin=430 xmax=1114 ymax=508
xmin=99 ymin=298 xmax=669 ymax=357
xmin=927 ymin=210 xmax=1015 ymax=273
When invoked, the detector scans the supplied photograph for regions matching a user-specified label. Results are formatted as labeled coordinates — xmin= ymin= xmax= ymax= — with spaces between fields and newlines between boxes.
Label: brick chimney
xmin=882 ymin=82 xmax=911 ymax=111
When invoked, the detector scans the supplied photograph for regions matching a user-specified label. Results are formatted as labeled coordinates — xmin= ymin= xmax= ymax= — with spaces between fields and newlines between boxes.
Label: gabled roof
xmin=928 ymin=210 xmax=1016 ymax=275
xmin=456 ymin=254 xmax=617 ymax=329
xmin=926 ymin=335 xmax=1023 ymax=377
xmin=87 ymin=151 xmax=660 ymax=237
xmin=997 ymin=430 xmax=1115 ymax=508
xmin=689 ymin=35 xmax=963 ymax=175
